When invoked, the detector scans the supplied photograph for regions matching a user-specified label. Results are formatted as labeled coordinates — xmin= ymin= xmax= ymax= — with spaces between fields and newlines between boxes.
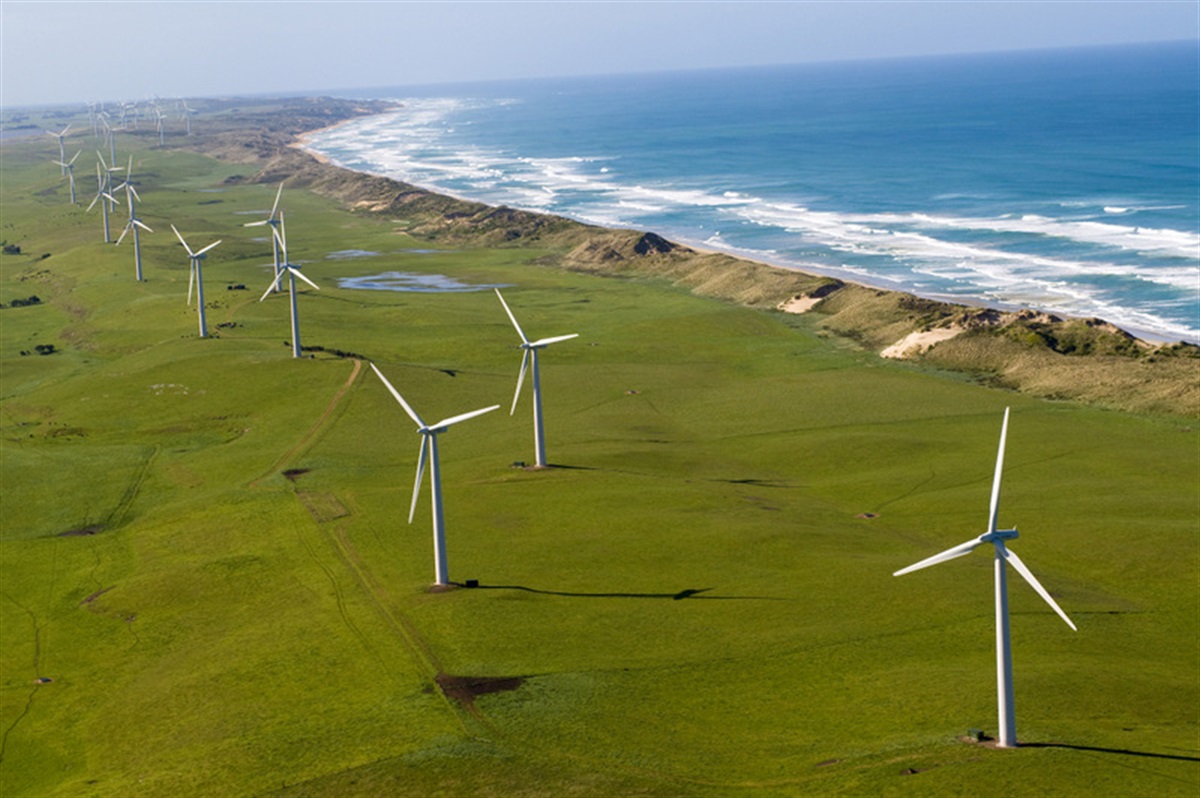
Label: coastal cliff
xmin=184 ymin=97 xmax=1197 ymax=417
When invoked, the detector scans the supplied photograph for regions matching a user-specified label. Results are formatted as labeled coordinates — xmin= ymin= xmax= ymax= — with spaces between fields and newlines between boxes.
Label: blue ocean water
xmin=307 ymin=42 xmax=1200 ymax=342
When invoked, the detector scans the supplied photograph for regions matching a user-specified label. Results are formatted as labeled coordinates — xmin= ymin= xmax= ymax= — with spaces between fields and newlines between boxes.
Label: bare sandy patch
xmin=881 ymin=325 xmax=965 ymax=359
xmin=778 ymin=295 xmax=823 ymax=314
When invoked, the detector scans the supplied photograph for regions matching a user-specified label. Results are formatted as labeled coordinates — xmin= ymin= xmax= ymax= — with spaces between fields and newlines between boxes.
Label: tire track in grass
xmin=105 ymin=445 xmax=160 ymax=530
xmin=250 ymin=358 xmax=363 ymax=488
xmin=0 ymin=593 xmax=45 ymax=766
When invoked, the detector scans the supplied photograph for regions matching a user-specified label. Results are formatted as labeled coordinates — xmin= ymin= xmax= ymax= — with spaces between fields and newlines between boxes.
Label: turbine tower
xmin=893 ymin=408 xmax=1076 ymax=748
xmin=46 ymin=124 xmax=70 ymax=175
xmin=114 ymin=157 xmax=153 ymax=281
xmin=243 ymin=182 xmax=285 ymax=293
xmin=171 ymin=225 xmax=221 ymax=338
xmin=258 ymin=212 xmax=319 ymax=357
xmin=53 ymin=150 xmax=81 ymax=204
xmin=495 ymin=289 xmax=578 ymax=468
xmin=370 ymin=363 xmax=499 ymax=586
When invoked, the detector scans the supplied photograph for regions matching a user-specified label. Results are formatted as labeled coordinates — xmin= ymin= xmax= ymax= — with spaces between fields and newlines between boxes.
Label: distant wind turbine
xmin=243 ymin=182 xmax=285 ymax=293
xmin=86 ymin=158 xmax=121 ymax=243
xmin=258 ymin=212 xmax=319 ymax=358
xmin=893 ymin=408 xmax=1076 ymax=749
xmin=114 ymin=157 xmax=153 ymax=281
xmin=46 ymin=124 xmax=70 ymax=174
xmin=171 ymin=225 xmax=221 ymax=338
xmin=370 ymin=363 xmax=499 ymax=586
xmin=495 ymin=288 xmax=578 ymax=468
xmin=53 ymin=150 xmax=81 ymax=204
xmin=154 ymin=106 xmax=165 ymax=146
xmin=181 ymin=100 xmax=194 ymax=135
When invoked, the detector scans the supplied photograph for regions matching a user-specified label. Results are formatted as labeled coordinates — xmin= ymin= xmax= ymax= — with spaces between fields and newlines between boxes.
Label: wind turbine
xmin=114 ymin=157 xmax=153 ymax=281
xmin=181 ymin=100 xmax=194 ymax=135
xmin=95 ymin=150 xmax=122 ymax=215
xmin=243 ymin=181 xmax=285 ymax=292
xmin=495 ymin=288 xmax=578 ymax=468
xmin=86 ymin=160 xmax=120 ymax=243
xmin=53 ymin=150 xmax=81 ymax=204
xmin=154 ymin=106 xmax=165 ymax=146
xmin=893 ymin=408 xmax=1076 ymax=749
xmin=46 ymin=124 xmax=70 ymax=174
xmin=369 ymin=363 xmax=499 ymax=586
xmin=171 ymin=225 xmax=221 ymax=338
xmin=258 ymin=212 xmax=319 ymax=358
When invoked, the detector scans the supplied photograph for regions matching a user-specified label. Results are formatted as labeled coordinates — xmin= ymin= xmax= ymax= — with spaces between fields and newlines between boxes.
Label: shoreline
xmin=293 ymin=113 xmax=1194 ymax=347
xmin=176 ymin=95 xmax=1197 ymax=416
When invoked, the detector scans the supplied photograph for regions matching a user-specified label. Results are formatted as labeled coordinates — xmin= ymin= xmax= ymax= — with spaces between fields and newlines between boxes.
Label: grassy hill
xmin=1 ymin=105 xmax=1197 ymax=797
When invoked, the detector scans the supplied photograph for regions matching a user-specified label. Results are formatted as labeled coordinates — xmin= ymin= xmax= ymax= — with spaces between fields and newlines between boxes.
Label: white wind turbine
xmin=258 ymin=212 xmax=319 ymax=358
xmin=47 ymin=124 xmax=70 ymax=174
xmin=86 ymin=159 xmax=120 ymax=243
xmin=181 ymin=100 xmax=194 ymax=135
xmin=154 ymin=106 xmax=165 ymax=146
xmin=370 ymin=363 xmax=499 ymax=586
xmin=53 ymin=150 xmax=81 ymax=204
xmin=114 ymin=157 xmax=153 ymax=281
xmin=171 ymin=225 xmax=221 ymax=338
xmin=243 ymin=182 xmax=285 ymax=293
xmin=893 ymin=408 xmax=1076 ymax=749
xmin=495 ymin=288 xmax=578 ymax=468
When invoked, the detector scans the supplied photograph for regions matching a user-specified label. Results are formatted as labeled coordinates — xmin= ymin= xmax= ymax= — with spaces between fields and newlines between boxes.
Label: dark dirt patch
xmin=436 ymin=674 xmax=525 ymax=708
xmin=282 ymin=468 xmax=310 ymax=481
xmin=81 ymin=586 xmax=115 ymax=605
xmin=59 ymin=524 xmax=104 ymax=537
xmin=856 ymin=512 xmax=878 ymax=519
xmin=816 ymin=759 xmax=840 ymax=767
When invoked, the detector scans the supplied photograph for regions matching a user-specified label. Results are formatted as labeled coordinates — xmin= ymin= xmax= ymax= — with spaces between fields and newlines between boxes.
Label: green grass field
xmin=1 ymin=125 xmax=1197 ymax=797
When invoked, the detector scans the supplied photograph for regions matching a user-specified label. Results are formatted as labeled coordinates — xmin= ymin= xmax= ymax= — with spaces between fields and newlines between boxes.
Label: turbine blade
xmin=495 ymin=288 xmax=529 ymax=343
xmin=115 ymin=222 xmax=131 ymax=245
xmin=431 ymin=405 xmax=500 ymax=431
xmin=893 ymin=537 xmax=982 ymax=576
xmin=277 ymin=211 xmax=288 ymax=252
xmin=258 ymin=270 xmax=286 ymax=302
xmin=409 ymin=437 xmax=428 ymax=523
xmin=193 ymin=239 xmax=222 ymax=257
xmin=102 ymin=192 xmax=120 ymax=206
xmin=511 ymin=350 xmax=529 ymax=415
xmin=171 ymin=224 xmax=195 ymax=256
xmin=988 ymin=408 xmax=1010 ymax=534
xmin=127 ymin=185 xmax=140 ymax=202
xmin=187 ymin=262 xmax=195 ymax=305
xmin=1002 ymin=545 xmax=1077 ymax=631
xmin=243 ymin=219 xmax=268 ymax=228
xmin=133 ymin=219 xmax=153 ymax=233
xmin=86 ymin=193 xmax=101 ymax=212
xmin=68 ymin=150 xmax=81 ymax=164
xmin=531 ymin=333 xmax=579 ymax=347
xmin=289 ymin=268 xmax=319 ymax=291
xmin=369 ymin=363 xmax=426 ymax=428
xmin=270 ymin=181 xmax=284 ymax=217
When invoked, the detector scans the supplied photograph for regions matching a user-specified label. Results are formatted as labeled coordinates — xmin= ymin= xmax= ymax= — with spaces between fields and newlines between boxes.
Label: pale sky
xmin=2 ymin=1 xmax=1196 ymax=107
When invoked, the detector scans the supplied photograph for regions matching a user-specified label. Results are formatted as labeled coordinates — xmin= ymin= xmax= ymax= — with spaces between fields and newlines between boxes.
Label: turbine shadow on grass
xmin=459 ymin=584 xmax=788 ymax=601
xmin=1021 ymin=742 xmax=1200 ymax=762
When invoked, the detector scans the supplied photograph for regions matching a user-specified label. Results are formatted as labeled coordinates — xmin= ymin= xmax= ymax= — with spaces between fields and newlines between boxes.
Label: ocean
xmin=304 ymin=42 xmax=1200 ymax=343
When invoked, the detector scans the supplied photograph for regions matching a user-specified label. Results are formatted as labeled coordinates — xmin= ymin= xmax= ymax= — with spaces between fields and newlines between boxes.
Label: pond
xmin=337 ymin=271 xmax=508 ymax=293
